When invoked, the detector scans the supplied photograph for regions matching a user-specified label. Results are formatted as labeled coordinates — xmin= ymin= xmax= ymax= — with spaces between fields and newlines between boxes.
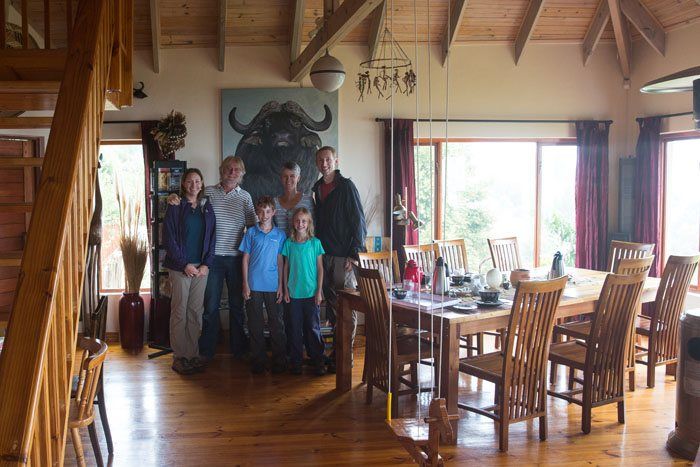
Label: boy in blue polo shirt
xmin=240 ymin=196 xmax=287 ymax=374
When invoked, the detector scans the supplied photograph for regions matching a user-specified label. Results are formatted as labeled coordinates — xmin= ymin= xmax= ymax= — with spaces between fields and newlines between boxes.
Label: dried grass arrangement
xmin=116 ymin=179 xmax=149 ymax=294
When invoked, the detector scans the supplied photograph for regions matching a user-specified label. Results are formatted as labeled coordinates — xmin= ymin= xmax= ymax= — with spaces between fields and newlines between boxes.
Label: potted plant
xmin=116 ymin=180 xmax=149 ymax=353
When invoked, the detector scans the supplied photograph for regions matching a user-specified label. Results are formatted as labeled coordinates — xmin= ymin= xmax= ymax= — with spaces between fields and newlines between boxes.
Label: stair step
xmin=0 ymin=117 xmax=53 ymax=129
xmin=0 ymin=202 xmax=33 ymax=213
xmin=0 ymin=158 xmax=43 ymax=167
xmin=0 ymin=49 xmax=66 ymax=81
xmin=0 ymin=251 xmax=22 ymax=267
xmin=0 ymin=81 xmax=60 ymax=112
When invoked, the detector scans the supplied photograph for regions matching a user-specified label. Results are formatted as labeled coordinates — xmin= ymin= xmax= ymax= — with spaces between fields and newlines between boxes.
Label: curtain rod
xmin=635 ymin=111 xmax=693 ymax=123
xmin=375 ymin=118 xmax=613 ymax=124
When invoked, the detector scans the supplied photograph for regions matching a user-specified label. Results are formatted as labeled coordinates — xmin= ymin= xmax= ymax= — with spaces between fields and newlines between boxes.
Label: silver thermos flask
xmin=432 ymin=256 xmax=448 ymax=295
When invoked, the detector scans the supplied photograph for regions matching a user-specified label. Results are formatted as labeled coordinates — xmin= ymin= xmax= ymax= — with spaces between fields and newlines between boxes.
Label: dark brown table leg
xmin=335 ymin=294 xmax=353 ymax=391
xmin=438 ymin=321 xmax=460 ymax=444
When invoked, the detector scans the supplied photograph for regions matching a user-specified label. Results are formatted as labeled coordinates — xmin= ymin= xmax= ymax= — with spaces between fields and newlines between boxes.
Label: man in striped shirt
xmin=172 ymin=156 xmax=256 ymax=361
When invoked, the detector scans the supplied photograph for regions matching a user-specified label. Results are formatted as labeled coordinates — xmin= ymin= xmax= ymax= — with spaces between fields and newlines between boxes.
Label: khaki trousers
xmin=168 ymin=268 xmax=208 ymax=360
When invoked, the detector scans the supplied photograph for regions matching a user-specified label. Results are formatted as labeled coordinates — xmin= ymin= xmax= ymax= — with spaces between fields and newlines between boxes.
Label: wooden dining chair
xmin=487 ymin=237 xmax=522 ymax=272
xmin=70 ymin=337 xmax=108 ymax=467
xmin=548 ymin=271 xmax=648 ymax=434
xmin=356 ymin=266 xmax=435 ymax=418
xmin=635 ymin=254 xmax=700 ymax=388
xmin=458 ymin=276 xmax=568 ymax=452
xmin=551 ymin=256 xmax=654 ymax=390
xmin=607 ymin=240 xmax=655 ymax=273
xmin=403 ymin=243 xmax=439 ymax=271
xmin=358 ymin=250 xmax=401 ymax=284
xmin=437 ymin=239 xmax=469 ymax=273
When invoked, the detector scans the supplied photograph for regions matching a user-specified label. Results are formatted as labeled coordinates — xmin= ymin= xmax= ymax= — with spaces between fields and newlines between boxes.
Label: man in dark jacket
xmin=312 ymin=146 xmax=367 ymax=372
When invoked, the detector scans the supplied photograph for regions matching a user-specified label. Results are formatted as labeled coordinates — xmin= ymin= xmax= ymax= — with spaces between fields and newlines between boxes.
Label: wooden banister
xmin=0 ymin=0 xmax=131 ymax=464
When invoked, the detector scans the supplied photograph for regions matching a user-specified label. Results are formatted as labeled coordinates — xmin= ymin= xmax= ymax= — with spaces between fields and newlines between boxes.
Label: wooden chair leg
xmin=498 ymin=420 xmax=509 ymax=452
xmin=539 ymin=415 xmax=547 ymax=441
xmin=617 ymin=401 xmax=625 ymax=424
xmin=410 ymin=362 xmax=418 ymax=388
xmin=666 ymin=362 xmax=677 ymax=378
xmin=567 ymin=368 xmax=575 ymax=391
xmin=88 ymin=422 xmax=104 ymax=467
xmin=391 ymin=376 xmax=400 ymax=418
xmin=647 ymin=363 xmax=656 ymax=388
xmin=477 ymin=332 xmax=484 ymax=355
xmin=582 ymin=407 xmax=592 ymax=434
xmin=71 ymin=427 xmax=86 ymax=467
xmin=628 ymin=368 xmax=635 ymax=392
xmin=366 ymin=381 xmax=374 ymax=404
xmin=96 ymin=381 xmax=113 ymax=455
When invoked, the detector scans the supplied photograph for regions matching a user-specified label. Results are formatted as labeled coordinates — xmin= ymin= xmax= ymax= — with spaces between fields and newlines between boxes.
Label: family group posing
xmin=162 ymin=147 xmax=367 ymax=376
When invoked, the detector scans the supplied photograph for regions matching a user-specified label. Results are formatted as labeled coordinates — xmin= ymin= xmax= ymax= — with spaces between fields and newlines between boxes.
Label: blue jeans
xmin=288 ymin=297 xmax=324 ymax=367
xmin=199 ymin=255 xmax=248 ymax=358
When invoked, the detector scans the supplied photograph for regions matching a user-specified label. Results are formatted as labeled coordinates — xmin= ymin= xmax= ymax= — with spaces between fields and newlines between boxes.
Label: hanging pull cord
xmin=386 ymin=0 xmax=394 ymax=422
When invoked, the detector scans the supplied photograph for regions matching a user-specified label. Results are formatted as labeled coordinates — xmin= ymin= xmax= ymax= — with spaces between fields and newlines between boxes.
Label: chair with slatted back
xmin=403 ymin=243 xmax=439 ymax=271
xmin=635 ymin=254 xmax=700 ymax=388
xmin=607 ymin=240 xmax=655 ymax=273
xmin=487 ymin=237 xmax=522 ymax=272
xmin=548 ymin=271 xmax=648 ymax=434
xmin=358 ymin=251 xmax=401 ymax=285
xmin=551 ymin=256 xmax=654 ymax=390
xmin=356 ymin=267 xmax=435 ymax=418
xmin=458 ymin=276 xmax=568 ymax=452
xmin=70 ymin=337 xmax=108 ymax=467
xmin=437 ymin=239 xmax=469 ymax=273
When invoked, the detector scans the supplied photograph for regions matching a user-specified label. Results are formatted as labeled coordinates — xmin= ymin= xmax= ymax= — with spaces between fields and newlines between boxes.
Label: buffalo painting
xmin=225 ymin=98 xmax=334 ymax=204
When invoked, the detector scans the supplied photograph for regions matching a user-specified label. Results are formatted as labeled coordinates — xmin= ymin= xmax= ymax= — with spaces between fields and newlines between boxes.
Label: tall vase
xmin=119 ymin=292 xmax=144 ymax=353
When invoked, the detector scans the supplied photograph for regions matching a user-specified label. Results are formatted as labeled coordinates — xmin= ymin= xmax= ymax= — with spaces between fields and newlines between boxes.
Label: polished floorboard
xmin=66 ymin=338 xmax=693 ymax=466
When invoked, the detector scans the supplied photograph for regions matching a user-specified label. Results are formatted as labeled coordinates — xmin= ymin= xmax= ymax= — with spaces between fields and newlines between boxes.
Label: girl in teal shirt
xmin=282 ymin=207 xmax=326 ymax=375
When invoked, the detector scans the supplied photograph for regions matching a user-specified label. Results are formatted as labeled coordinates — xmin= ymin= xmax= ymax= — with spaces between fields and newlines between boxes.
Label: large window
xmin=98 ymin=143 xmax=151 ymax=292
xmin=663 ymin=134 xmax=700 ymax=289
xmin=414 ymin=139 xmax=577 ymax=269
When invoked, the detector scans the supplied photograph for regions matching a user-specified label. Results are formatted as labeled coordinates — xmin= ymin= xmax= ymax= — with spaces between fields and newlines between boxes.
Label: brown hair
xmin=316 ymin=146 xmax=337 ymax=158
xmin=291 ymin=207 xmax=314 ymax=241
xmin=255 ymin=195 xmax=275 ymax=211
xmin=180 ymin=168 xmax=204 ymax=199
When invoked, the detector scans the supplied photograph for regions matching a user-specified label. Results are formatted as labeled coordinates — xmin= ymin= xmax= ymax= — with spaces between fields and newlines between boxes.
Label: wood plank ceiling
xmin=128 ymin=0 xmax=700 ymax=48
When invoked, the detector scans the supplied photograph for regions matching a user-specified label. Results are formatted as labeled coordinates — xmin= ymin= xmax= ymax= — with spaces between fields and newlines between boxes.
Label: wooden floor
xmin=66 ymin=339 xmax=694 ymax=466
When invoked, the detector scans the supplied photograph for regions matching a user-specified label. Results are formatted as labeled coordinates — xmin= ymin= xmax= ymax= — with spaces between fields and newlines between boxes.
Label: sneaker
xmin=314 ymin=363 xmax=327 ymax=376
xmin=172 ymin=358 xmax=195 ymax=375
xmin=289 ymin=364 xmax=303 ymax=375
xmin=189 ymin=356 xmax=208 ymax=372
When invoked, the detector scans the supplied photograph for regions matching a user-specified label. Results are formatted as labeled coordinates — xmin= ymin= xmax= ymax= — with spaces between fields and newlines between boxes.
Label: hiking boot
xmin=172 ymin=358 xmax=195 ymax=375
xmin=314 ymin=362 xmax=327 ymax=376
xmin=189 ymin=356 xmax=208 ymax=372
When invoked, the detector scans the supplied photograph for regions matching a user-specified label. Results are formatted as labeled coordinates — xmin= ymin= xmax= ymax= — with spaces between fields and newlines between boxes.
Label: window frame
xmin=98 ymin=139 xmax=151 ymax=294
xmin=660 ymin=130 xmax=700 ymax=290
xmin=414 ymin=137 xmax=576 ymax=267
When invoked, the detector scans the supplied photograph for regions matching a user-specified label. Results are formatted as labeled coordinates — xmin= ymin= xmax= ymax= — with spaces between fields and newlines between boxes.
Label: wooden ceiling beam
xmin=367 ymin=1 xmax=385 ymax=60
xmin=514 ymin=0 xmax=545 ymax=64
xmin=218 ymin=0 xmax=227 ymax=71
xmin=290 ymin=0 xmax=382 ymax=82
xmin=441 ymin=0 xmax=468 ymax=66
xmin=149 ymin=0 xmax=161 ymax=73
xmin=607 ymin=0 xmax=632 ymax=79
xmin=290 ymin=0 xmax=305 ymax=62
xmin=620 ymin=0 xmax=665 ymax=56
xmin=582 ymin=0 xmax=610 ymax=66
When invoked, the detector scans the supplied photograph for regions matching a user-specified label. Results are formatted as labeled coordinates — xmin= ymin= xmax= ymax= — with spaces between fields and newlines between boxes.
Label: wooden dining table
xmin=334 ymin=267 xmax=661 ymax=442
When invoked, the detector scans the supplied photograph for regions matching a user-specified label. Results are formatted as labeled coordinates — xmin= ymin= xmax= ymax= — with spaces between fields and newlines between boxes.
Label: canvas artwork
xmin=221 ymin=88 xmax=338 ymax=203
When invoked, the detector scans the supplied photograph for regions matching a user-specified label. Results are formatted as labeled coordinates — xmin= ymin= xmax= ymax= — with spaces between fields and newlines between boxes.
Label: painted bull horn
xmin=228 ymin=100 xmax=281 ymax=134
xmin=282 ymin=101 xmax=332 ymax=132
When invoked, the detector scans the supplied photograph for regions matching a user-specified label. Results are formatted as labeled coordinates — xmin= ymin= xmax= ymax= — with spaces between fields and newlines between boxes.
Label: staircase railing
xmin=0 ymin=0 xmax=131 ymax=464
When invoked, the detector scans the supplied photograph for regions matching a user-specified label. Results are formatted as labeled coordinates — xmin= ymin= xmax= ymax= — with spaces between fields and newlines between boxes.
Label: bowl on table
xmin=451 ymin=275 xmax=465 ymax=286
xmin=509 ymin=269 xmax=531 ymax=287
xmin=392 ymin=288 xmax=408 ymax=300
xmin=478 ymin=289 xmax=500 ymax=303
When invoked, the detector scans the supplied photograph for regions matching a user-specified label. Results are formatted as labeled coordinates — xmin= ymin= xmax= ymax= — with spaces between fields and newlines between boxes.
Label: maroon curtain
xmin=633 ymin=117 xmax=662 ymax=277
xmin=383 ymin=119 xmax=416 ymax=272
xmin=575 ymin=121 xmax=611 ymax=270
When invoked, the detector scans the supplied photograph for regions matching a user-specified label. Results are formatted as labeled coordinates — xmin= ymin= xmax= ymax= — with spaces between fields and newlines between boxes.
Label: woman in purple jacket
xmin=163 ymin=168 xmax=216 ymax=375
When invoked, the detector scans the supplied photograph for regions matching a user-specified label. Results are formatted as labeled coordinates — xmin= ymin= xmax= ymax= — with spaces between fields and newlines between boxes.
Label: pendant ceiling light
xmin=310 ymin=50 xmax=346 ymax=93
xmin=641 ymin=66 xmax=700 ymax=129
